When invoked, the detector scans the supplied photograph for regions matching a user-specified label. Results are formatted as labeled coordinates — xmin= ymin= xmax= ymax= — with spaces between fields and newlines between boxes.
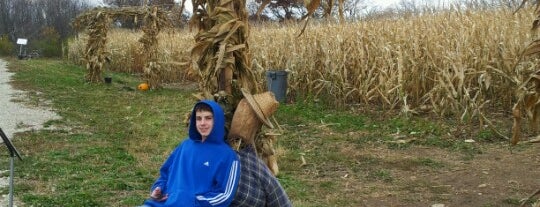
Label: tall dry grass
xmin=68 ymin=28 xmax=193 ymax=80
xmin=68 ymin=7 xmax=537 ymax=128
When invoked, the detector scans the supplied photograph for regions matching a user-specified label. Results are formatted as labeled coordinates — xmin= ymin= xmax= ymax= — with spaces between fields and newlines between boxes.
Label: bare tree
xmin=0 ymin=0 xmax=13 ymax=39
xmin=255 ymin=0 xmax=304 ymax=21
xmin=36 ymin=0 xmax=84 ymax=39
xmin=460 ymin=0 xmax=521 ymax=9
xmin=104 ymin=0 xmax=145 ymax=7
xmin=316 ymin=0 xmax=367 ymax=20
xmin=396 ymin=0 xmax=420 ymax=15
xmin=342 ymin=0 xmax=367 ymax=19
xmin=105 ymin=0 xmax=174 ymax=7
xmin=11 ymin=0 xmax=33 ymax=40
xmin=150 ymin=0 xmax=175 ymax=8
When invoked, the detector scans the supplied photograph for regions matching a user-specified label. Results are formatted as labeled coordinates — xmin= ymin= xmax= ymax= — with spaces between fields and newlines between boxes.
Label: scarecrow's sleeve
xmin=265 ymin=173 xmax=293 ymax=207
xmin=195 ymin=159 xmax=240 ymax=207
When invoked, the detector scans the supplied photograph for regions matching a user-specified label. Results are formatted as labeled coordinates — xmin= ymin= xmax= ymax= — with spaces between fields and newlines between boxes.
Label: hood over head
xmin=188 ymin=100 xmax=226 ymax=144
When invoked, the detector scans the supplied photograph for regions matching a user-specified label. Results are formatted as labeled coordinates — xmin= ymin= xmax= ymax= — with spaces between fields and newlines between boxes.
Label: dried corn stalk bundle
xmin=189 ymin=0 xmax=282 ymax=174
xmin=73 ymin=7 xmax=172 ymax=85
xmin=189 ymin=0 xmax=258 ymax=119
xmin=190 ymin=0 xmax=258 ymax=96
xmin=73 ymin=9 xmax=112 ymax=83
xmin=139 ymin=6 xmax=173 ymax=89
xmin=189 ymin=0 xmax=257 ymax=130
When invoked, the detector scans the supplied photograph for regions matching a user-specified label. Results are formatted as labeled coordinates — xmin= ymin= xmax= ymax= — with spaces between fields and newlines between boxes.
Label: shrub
xmin=0 ymin=35 xmax=14 ymax=56
xmin=34 ymin=27 xmax=62 ymax=57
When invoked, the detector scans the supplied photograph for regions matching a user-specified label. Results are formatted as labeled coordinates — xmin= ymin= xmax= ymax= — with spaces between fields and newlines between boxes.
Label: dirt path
xmin=0 ymin=59 xmax=60 ymax=206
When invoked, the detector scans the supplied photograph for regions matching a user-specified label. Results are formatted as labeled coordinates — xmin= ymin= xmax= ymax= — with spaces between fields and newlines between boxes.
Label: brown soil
xmin=357 ymin=144 xmax=539 ymax=207
xmin=280 ymin=117 xmax=540 ymax=207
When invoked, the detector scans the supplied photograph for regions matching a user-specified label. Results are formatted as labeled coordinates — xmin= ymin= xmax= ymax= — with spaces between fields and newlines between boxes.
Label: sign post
xmin=0 ymin=128 xmax=22 ymax=207
xmin=16 ymin=38 xmax=27 ymax=59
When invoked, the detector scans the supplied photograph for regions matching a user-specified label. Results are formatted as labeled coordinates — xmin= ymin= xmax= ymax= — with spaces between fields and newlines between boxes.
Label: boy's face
xmin=195 ymin=110 xmax=214 ymax=141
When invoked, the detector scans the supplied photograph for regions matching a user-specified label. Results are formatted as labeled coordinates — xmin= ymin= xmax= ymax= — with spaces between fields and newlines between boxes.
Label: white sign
xmin=16 ymin=38 xmax=27 ymax=45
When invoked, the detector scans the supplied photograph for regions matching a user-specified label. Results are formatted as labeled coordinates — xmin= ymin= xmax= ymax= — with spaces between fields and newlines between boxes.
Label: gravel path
xmin=0 ymin=59 xmax=61 ymax=206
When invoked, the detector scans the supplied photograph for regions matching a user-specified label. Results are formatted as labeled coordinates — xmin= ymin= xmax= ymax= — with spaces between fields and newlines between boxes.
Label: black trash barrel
xmin=265 ymin=70 xmax=289 ymax=103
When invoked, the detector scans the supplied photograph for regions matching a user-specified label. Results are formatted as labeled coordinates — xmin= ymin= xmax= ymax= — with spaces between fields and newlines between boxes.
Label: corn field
xmin=68 ymin=7 xmax=539 ymax=133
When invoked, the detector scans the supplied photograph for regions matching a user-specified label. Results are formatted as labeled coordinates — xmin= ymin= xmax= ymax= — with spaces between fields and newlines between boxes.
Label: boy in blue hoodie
xmin=141 ymin=100 xmax=240 ymax=207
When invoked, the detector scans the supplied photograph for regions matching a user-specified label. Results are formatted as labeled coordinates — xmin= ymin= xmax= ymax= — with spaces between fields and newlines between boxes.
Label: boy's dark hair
xmin=194 ymin=103 xmax=213 ymax=113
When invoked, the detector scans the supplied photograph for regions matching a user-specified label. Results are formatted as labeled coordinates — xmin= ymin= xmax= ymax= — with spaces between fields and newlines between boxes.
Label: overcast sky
xmin=373 ymin=0 xmax=401 ymax=8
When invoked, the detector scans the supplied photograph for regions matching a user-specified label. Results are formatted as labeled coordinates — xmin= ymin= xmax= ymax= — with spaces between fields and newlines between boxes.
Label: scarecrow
xmin=227 ymin=88 xmax=292 ymax=206
xmin=228 ymin=88 xmax=280 ymax=173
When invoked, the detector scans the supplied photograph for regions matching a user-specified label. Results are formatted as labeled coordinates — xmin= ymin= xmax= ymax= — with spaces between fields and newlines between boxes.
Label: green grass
xmin=367 ymin=169 xmax=394 ymax=182
xmin=0 ymin=58 xmax=518 ymax=206
xmin=4 ymin=58 xmax=193 ymax=206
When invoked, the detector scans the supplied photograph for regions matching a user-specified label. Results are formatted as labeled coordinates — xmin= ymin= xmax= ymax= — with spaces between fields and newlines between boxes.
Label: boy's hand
xmin=150 ymin=187 xmax=169 ymax=201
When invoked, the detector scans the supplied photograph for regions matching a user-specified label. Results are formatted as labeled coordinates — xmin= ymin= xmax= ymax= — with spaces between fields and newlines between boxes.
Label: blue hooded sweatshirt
xmin=144 ymin=100 xmax=240 ymax=207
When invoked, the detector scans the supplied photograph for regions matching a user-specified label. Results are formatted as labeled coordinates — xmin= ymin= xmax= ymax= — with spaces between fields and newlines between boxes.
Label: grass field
xmin=1 ymin=58 xmax=539 ymax=207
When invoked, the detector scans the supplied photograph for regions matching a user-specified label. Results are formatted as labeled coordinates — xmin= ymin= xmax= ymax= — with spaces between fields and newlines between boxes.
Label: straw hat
xmin=228 ymin=89 xmax=279 ymax=145
xmin=240 ymin=88 xmax=279 ymax=128
xmin=228 ymin=99 xmax=262 ymax=145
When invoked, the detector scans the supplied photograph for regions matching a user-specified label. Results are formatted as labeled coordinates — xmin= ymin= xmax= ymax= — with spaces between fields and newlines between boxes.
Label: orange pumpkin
xmin=138 ymin=83 xmax=150 ymax=91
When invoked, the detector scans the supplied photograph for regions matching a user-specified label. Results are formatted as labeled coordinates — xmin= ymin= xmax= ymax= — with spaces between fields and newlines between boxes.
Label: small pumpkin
xmin=138 ymin=83 xmax=150 ymax=91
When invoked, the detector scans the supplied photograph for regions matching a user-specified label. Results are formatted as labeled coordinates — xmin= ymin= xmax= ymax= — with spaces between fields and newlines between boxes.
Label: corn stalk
xmin=140 ymin=6 xmax=172 ymax=89
xmin=189 ymin=0 xmax=283 ymax=174
xmin=512 ymin=1 xmax=540 ymax=145
xmin=73 ymin=7 xmax=172 ymax=85
xmin=72 ymin=9 xmax=112 ymax=83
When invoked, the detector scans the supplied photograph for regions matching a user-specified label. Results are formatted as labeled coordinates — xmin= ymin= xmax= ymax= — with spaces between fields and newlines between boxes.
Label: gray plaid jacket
xmin=230 ymin=145 xmax=293 ymax=207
